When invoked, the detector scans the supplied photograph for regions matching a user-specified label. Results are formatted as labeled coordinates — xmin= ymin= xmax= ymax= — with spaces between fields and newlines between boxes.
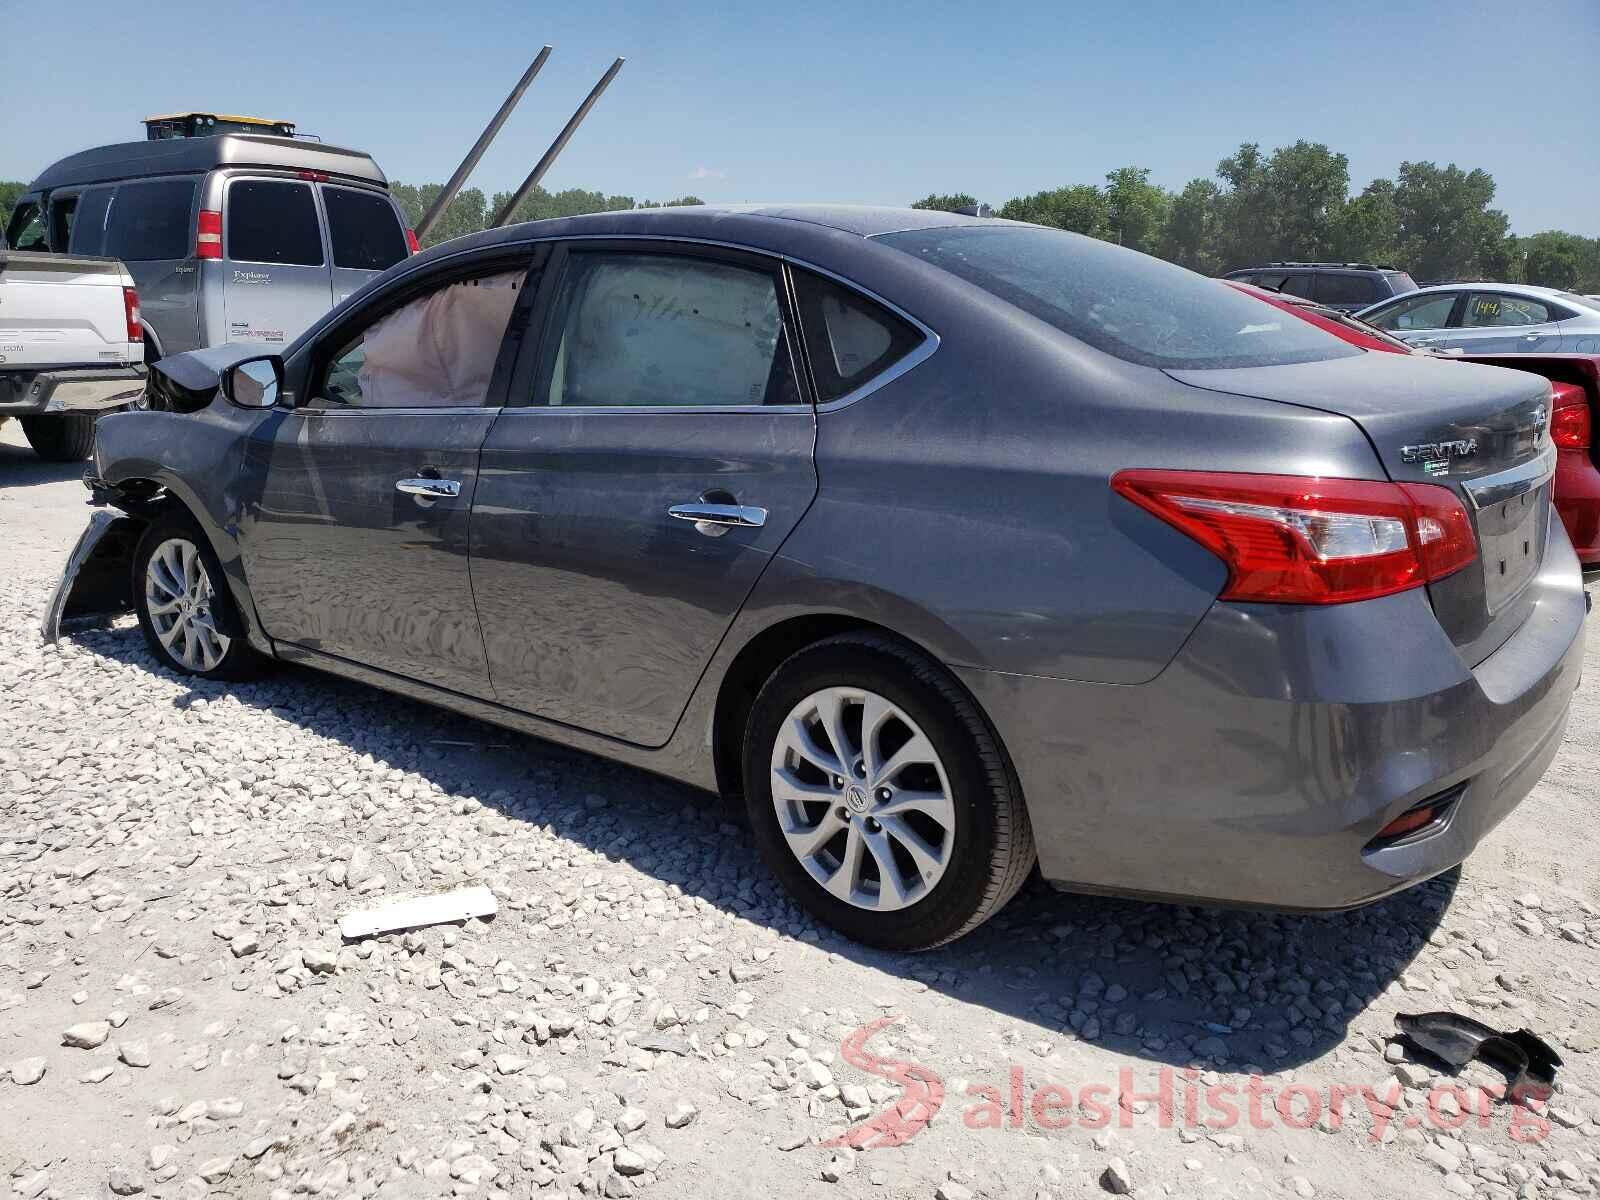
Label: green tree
xmin=910 ymin=192 xmax=978 ymax=212
xmin=1157 ymin=178 xmax=1223 ymax=273
xmin=389 ymin=182 xmax=488 ymax=249
xmin=1102 ymin=167 xmax=1170 ymax=254
xmin=1393 ymin=161 xmax=1511 ymax=282
xmin=998 ymin=185 xmax=1109 ymax=237
xmin=1214 ymin=142 xmax=1277 ymax=267
xmin=1520 ymin=230 xmax=1595 ymax=290
xmin=1264 ymin=141 xmax=1348 ymax=260
xmin=0 ymin=180 xmax=27 ymax=237
xmin=1328 ymin=179 xmax=1400 ymax=265
xmin=635 ymin=196 xmax=705 ymax=208
xmin=488 ymin=185 xmax=639 ymax=227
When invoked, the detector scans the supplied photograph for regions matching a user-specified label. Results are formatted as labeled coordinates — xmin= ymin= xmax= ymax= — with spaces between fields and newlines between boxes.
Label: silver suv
xmin=6 ymin=124 xmax=413 ymax=363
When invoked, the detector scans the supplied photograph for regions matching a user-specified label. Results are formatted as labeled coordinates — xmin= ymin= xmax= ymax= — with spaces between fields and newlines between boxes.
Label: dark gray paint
xmin=79 ymin=204 xmax=1588 ymax=912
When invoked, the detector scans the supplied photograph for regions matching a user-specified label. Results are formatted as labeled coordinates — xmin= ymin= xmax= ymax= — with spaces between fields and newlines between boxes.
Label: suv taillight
xmin=123 ymin=287 xmax=143 ymax=342
xmin=1551 ymin=382 xmax=1591 ymax=450
xmin=196 ymin=209 xmax=222 ymax=260
xmin=405 ymin=228 xmax=420 ymax=254
xmin=1111 ymin=470 xmax=1477 ymax=604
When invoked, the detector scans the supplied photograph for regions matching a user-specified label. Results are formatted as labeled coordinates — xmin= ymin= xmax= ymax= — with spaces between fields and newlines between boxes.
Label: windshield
xmin=878 ymin=225 xmax=1360 ymax=370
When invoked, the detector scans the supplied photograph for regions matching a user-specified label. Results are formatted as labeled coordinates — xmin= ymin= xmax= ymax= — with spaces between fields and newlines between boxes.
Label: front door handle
xmin=668 ymin=502 xmax=767 ymax=534
xmin=396 ymin=477 xmax=462 ymax=498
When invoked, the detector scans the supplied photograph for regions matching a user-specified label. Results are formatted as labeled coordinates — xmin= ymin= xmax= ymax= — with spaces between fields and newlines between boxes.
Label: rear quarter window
xmin=104 ymin=179 xmax=198 ymax=261
xmin=1315 ymin=274 xmax=1381 ymax=306
xmin=322 ymin=187 xmax=408 ymax=272
xmin=68 ymin=188 xmax=114 ymax=256
xmin=880 ymin=226 xmax=1357 ymax=370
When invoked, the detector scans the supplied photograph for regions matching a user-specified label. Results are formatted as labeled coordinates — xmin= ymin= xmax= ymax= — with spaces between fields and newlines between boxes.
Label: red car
xmin=1227 ymin=280 xmax=1600 ymax=567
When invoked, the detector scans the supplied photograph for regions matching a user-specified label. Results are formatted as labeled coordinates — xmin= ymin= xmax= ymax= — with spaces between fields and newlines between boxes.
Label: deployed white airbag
xmin=356 ymin=271 xmax=522 ymax=408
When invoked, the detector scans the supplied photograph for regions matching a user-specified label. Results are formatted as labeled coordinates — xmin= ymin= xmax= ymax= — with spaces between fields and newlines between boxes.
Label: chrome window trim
xmin=1462 ymin=444 xmax=1556 ymax=511
xmin=413 ymin=232 xmax=942 ymax=416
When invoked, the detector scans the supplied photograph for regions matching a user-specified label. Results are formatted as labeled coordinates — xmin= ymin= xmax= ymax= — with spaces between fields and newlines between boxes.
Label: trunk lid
xmin=1168 ymin=352 xmax=1556 ymax=665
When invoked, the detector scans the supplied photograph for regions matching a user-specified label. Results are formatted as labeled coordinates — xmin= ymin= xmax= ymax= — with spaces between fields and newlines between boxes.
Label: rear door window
xmin=791 ymin=271 xmax=924 ymax=403
xmin=1464 ymin=293 xmax=1551 ymax=327
xmin=322 ymin=186 xmax=408 ymax=271
xmin=68 ymin=188 xmax=114 ymax=256
xmin=1278 ymin=273 xmax=1314 ymax=299
xmin=104 ymin=179 xmax=197 ymax=261
xmin=226 ymin=180 xmax=323 ymax=266
xmin=1315 ymin=274 xmax=1380 ymax=307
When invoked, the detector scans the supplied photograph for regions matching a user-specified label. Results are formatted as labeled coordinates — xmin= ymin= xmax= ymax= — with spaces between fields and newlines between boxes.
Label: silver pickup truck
xmin=0 ymin=232 xmax=145 ymax=460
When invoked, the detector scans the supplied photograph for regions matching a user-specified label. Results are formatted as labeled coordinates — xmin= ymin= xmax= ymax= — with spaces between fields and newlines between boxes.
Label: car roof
xmin=401 ymin=204 xmax=998 ymax=270
xmin=28 ymin=134 xmax=387 ymax=192
xmin=1403 ymin=281 xmax=1569 ymax=299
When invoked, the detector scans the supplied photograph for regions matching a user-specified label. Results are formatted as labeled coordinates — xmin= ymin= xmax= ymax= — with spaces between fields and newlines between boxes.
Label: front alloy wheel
xmin=144 ymin=537 xmax=231 ymax=671
xmin=132 ymin=513 xmax=265 ymax=680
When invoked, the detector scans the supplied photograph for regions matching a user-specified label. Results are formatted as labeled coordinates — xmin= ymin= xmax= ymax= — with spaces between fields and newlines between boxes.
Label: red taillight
xmin=1551 ymin=382 xmax=1592 ymax=450
xmin=296 ymin=169 xmax=330 ymax=182
xmin=405 ymin=228 xmax=420 ymax=254
xmin=1111 ymin=470 xmax=1478 ymax=605
xmin=122 ymin=287 xmax=142 ymax=342
xmin=196 ymin=209 xmax=222 ymax=260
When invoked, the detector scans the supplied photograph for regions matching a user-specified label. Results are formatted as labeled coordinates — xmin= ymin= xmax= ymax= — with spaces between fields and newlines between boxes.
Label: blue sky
xmin=8 ymin=0 xmax=1598 ymax=236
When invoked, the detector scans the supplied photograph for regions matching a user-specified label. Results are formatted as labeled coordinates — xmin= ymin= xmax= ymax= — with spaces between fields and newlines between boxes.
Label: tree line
xmin=6 ymin=138 xmax=1598 ymax=291
xmin=912 ymin=140 xmax=1600 ymax=291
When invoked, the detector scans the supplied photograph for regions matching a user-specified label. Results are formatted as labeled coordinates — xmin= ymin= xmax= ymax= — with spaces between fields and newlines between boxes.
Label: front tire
xmin=743 ymin=633 xmax=1036 ymax=951
xmin=20 ymin=413 xmax=96 ymax=462
xmin=133 ymin=513 xmax=266 ymax=680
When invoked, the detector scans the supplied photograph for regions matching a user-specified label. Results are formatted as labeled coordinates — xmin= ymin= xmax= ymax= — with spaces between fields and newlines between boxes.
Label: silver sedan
xmin=1357 ymin=283 xmax=1600 ymax=354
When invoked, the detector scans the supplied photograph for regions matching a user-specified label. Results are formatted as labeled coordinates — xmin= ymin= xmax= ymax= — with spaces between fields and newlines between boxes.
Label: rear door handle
xmin=668 ymin=502 xmax=767 ymax=530
xmin=396 ymin=477 xmax=462 ymax=498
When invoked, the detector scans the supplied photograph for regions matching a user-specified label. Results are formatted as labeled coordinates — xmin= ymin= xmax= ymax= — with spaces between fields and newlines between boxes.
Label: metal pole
xmin=415 ymin=46 xmax=553 ymax=242
xmin=491 ymin=57 xmax=625 ymax=229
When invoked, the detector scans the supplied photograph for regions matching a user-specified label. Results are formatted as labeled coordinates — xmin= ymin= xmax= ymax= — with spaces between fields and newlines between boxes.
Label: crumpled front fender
xmin=40 ymin=510 xmax=146 ymax=642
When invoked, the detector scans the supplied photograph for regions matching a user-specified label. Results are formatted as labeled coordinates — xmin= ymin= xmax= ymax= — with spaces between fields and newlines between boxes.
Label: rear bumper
xmin=1555 ymin=446 xmax=1600 ymax=565
xmin=0 ymin=366 xmax=145 ymax=416
xmin=959 ymin=520 xmax=1587 ymax=911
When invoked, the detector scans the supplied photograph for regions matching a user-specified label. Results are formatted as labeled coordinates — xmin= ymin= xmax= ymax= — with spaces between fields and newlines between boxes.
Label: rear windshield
xmin=323 ymin=187 xmax=407 ymax=272
xmin=1385 ymin=272 xmax=1418 ymax=295
xmin=878 ymin=226 xmax=1360 ymax=370
xmin=105 ymin=179 xmax=197 ymax=261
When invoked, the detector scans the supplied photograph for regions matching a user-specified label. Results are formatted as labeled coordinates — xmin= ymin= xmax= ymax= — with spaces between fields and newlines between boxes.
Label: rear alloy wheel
xmin=20 ymin=413 xmax=97 ymax=462
xmin=133 ymin=515 xmax=265 ymax=680
xmin=744 ymin=633 xmax=1035 ymax=951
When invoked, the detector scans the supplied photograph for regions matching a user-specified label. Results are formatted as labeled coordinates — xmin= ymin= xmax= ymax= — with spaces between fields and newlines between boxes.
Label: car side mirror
xmin=221 ymin=356 xmax=284 ymax=409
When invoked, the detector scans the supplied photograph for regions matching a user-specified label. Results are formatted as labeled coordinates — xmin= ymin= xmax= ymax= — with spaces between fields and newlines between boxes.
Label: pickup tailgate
xmin=1170 ymin=351 xmax=1556 ymax=665
xmin=0 ymin=250 xmax=141 ymax=370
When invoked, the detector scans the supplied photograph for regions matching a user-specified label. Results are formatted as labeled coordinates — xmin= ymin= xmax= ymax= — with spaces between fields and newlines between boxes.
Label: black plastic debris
xmin=1394 ymin=1011 xmax=1562 ymax=1106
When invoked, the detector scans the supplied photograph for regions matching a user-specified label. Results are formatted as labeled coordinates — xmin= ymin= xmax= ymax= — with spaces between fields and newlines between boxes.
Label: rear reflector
xmin=1111 ymin=470 xmax=1478 ymax=604
xmin=122 ymin=287 xmax=142 ymax=342
xmin=1551 ymin=381 xmax=1592 ymax=450
xmin=405 ymin=227 xmax=420 ymax=255
xmin=196 ymin=209 xmax=223 ymax=260
xmin=1366 ymin=786 xmax=1464 ymax=849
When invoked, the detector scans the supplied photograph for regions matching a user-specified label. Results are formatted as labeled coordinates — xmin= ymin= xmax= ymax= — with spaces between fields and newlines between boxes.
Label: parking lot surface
xmin=3 ymin=419 xmax=1600 ymax=1200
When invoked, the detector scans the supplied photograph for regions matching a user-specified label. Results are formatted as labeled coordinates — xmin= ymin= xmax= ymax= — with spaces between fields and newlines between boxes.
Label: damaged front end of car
xmin=40 ymin=475 xmax=170 ymax=643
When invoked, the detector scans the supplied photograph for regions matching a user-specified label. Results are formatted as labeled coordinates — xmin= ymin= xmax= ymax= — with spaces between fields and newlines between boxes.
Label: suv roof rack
xmin=1261 ymin=261 xmax=1402 ymax=272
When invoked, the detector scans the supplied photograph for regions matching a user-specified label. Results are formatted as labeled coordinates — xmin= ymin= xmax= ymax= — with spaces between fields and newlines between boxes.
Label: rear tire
xmin=132 ymin=512 xmax=268 ymax=681
xmin=20 ymin=413 xmax=96 ymax=462
xmin=743 ymin=632 xmax=1036 ymax=951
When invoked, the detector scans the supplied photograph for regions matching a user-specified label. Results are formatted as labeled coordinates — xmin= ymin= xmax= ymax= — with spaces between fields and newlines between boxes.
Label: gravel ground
xmin=3 ymin=418 xmax=1600 ymax=1200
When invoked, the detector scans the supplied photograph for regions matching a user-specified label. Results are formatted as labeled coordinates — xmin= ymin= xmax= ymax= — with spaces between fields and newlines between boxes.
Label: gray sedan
xmin=1357 ymin=282 xmax=1600 ymax=353
xmin=48 ymin=206 xmax=1586 ymax=950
